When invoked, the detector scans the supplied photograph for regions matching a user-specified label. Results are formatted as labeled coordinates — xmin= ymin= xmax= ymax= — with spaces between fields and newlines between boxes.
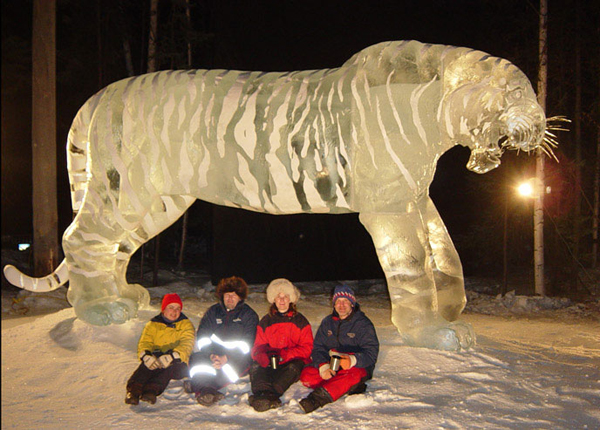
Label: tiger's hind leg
xmin=62 ymin=211 xmax=143 ymax=326
xmin=63 ymin=192 xmax=195 ymax=326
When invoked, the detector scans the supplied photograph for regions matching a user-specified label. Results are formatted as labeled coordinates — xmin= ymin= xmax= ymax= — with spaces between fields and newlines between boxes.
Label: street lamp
xmin=504 ymin=178 xmax=549 ymax=296
xmin=517 ymin=181 xmax=534 ymax=197
xmin=503 ymin=180 xmax=533 ymax=295
xmin=502 ymin=178 xmax=550 ymax=295
xmin=518 ymin=179 xmax=551 ymax=198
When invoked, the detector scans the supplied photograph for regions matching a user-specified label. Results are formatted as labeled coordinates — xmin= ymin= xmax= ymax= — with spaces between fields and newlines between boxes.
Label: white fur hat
xmin=266 ymin=278 xmax=300 ymax=303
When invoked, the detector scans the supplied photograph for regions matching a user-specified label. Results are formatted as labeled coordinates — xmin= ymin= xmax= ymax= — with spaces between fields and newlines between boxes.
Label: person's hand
xmin=142 ymin=354 xmax=160 ymax=370
xmin=319 ymin=364 xmax=335 ymax=380
xmin=158 ymin=351 xmax=180 ymax=368
xmin=210 ymin=354 xmax=228 ymax=369
xmin=258 ymin=352 xmax=270 ymax=368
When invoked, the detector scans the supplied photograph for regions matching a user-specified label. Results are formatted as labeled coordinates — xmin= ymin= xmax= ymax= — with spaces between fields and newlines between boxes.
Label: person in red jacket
xmin=249 ymin=278 xmax=313 ymax=412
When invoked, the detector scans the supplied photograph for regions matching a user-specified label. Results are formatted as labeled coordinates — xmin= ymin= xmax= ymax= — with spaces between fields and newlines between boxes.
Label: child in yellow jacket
xmin=125 ymin=293 xmax=195 ymax=405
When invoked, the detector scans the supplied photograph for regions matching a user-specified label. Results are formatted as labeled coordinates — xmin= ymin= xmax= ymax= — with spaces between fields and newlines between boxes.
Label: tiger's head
xmin=440 ymin=51 xmax=551 ymax=174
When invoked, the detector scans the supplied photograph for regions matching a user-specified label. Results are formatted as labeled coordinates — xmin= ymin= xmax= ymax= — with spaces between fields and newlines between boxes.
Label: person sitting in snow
xmin=125 ymin=293 xmax=195 ymax=405
xmin=186 ymin=276 xmax=259 ymax=406
xmin=298 ymin=285 xmax=379 ymax=413
xmin=248 ymin=278 xmax=314 ymax=412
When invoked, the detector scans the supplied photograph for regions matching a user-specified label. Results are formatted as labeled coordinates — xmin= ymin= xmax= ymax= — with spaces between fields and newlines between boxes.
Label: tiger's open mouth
xmin=466 ymin=146 xmax=503 ymax=174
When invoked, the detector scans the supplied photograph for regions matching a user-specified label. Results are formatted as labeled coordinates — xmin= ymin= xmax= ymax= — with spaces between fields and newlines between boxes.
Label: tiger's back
xmin=81 ymin=67 xmax=356 ymax=218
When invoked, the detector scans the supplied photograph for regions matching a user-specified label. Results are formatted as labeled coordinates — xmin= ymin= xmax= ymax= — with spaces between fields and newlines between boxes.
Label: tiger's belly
xmin=189 ymin=144 xmax=355 ymax=215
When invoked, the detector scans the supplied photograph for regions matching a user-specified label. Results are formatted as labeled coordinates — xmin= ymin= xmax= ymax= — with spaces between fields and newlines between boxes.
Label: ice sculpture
xmin=4 ymin=40 xmax=556 ymax=350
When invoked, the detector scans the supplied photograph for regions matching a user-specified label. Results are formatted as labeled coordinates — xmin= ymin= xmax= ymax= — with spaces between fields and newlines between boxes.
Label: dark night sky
xmin=1 ymin=0 xmax=598 ymax=281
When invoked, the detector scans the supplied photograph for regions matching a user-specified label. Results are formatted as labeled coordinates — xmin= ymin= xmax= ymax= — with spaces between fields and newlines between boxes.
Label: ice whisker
xmin=543 ymin=134 xmax=559 ymax=148
xmin=546 ymin=115 xmax=571 ymax=123
xmin=545 ymin=116 xmax=571 ymax=134
xmin=541 ymin=138 xmax=559 ymax=162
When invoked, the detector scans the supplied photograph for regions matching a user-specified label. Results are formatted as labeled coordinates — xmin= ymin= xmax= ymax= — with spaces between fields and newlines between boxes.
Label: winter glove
xmin=158 ymin=351 xmax=180 ymax=368
xmin=340 ymin=355 xmax=356 ymax=370
xmin=256 ymin=352 xmax=270 ymax=368
xmin=319 ymin=363 xmax=335 ymax=380
xmin=141 ymin=352 xmax=160 ymax=370
xmin=329 ymin=350 xmax=357 ymax=370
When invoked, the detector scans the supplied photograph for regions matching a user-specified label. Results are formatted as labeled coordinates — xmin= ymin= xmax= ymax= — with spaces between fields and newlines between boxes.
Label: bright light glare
xmin=18 ymin=243 xmax=31 ymax=251
xmin=517 ymin=182 xmax=533 ymax=197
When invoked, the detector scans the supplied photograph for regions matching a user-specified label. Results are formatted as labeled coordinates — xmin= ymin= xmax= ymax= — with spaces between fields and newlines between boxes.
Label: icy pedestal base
xmin=402 ymin=321 xmax=476 ymax=351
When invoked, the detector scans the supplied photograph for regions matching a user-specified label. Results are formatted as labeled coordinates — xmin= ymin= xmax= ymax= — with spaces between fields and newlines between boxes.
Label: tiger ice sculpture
xmin=4 ymin=40 xmax=557 ymax=350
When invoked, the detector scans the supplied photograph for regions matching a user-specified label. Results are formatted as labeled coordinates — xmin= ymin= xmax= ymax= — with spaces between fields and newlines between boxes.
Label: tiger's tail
xmin=3 ymin=261 xmax=69 ymax=292
xmin=3 ymin=92 xmax=102 ymax=292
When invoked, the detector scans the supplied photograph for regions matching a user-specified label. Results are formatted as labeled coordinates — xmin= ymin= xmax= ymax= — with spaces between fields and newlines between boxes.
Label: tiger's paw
xmin=74 ymin=297 xmax=138 ymax=326
xmin=403 ymin=321 xmax=476 ymax=351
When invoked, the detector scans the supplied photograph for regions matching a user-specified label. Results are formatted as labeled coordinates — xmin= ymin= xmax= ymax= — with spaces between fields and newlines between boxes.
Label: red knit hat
xmin=161 ymin=293 xmax=183 ymax=312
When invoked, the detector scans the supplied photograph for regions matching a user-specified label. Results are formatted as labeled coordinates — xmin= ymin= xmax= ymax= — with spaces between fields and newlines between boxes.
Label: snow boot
xmin=125 ymin=391 xmax=140 ymax=405
xmin=125 ymin=383 xmax=143 ymax=405
xmin=182 ymin=378 xmax=193 ymax=394
xmin=299 ymin=387 xmax=332 ymax=413
xmin=195 ymin=387 xmax=224 ymax=406
xmin=348 ymin=381 xmax=367 ymax=395
xmin=140 ymin=392 xmax=157 ymax=405
xmin=250 ymin=391 xmax=281 ymax=412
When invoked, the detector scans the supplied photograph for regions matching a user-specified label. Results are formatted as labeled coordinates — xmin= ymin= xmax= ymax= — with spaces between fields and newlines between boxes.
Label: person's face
xmin=275 ymin=292 xmax=291 ymax=313
xmin=163 ymin=303 xmax=182 ymax=321
xmin=223 ymin=292 xmax=241 ymax=310
xmin=334 ymin=298 xmax=353 ymax=319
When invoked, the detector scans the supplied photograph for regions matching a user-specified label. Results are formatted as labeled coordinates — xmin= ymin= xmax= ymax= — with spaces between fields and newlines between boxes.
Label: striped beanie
xmin=332 ymin=285 xmax=356 ymax=307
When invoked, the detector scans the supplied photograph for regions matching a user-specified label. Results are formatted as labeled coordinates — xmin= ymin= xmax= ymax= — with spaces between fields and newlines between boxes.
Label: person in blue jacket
xmin=299 ymin=285 xmax=379 ymax=413
xmin=186 ymin=276 xmax=259 ymax=406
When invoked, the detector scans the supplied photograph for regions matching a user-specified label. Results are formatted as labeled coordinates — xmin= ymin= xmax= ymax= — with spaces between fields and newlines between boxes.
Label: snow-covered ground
xmin=2 ymin=270 xmax=599 ymax=429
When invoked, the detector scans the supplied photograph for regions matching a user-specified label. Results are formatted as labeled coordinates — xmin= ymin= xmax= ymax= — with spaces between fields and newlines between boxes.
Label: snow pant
xmin=250 ymin=359 xmax=305 ymax=396
xmin=300 ymin=366 xmax=368 ymax=401
xmin=126 ymin=361 xmax=188 ymax=396
xmin=188 ymin=352 xmax=250 ymax=393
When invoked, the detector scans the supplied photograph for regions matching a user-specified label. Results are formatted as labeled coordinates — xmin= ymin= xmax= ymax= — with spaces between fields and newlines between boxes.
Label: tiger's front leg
xmin=359 ymin=208 xmax=475 ymax=351
xmin=419 ymin=196 xmax=467 ymax=322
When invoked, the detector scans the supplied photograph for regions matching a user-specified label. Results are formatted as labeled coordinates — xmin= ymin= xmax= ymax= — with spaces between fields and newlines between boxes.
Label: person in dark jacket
xmin=249 ymin=278 xmax=313 ymax=412
xmin=125 ymin=293 xmax=195 ymax=405
xmin=187 ymin=276 xmax=259 ymax=406
xmin=299 ymin=285 xmax=379 ymax=413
